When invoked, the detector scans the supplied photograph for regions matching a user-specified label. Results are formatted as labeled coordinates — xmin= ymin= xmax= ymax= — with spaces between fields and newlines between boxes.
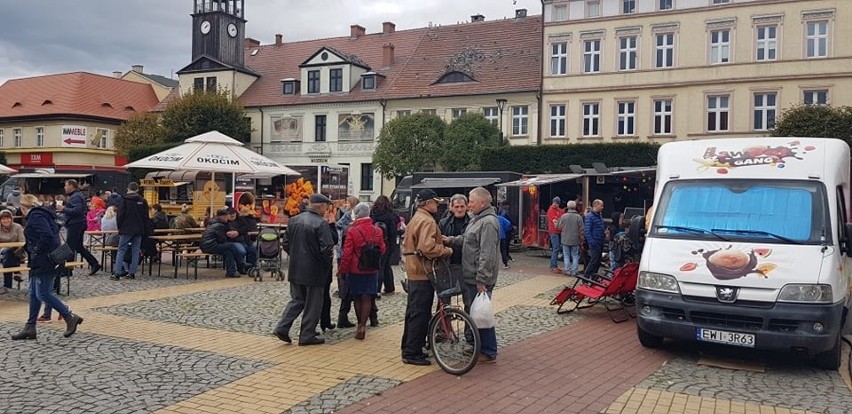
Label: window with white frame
xmin=806 ymin=21 xmax=828 ymax=58
xmin=617 ymin=101 xmax=636 ymax=136
xmin=653 ymin=99 xmax=673 ymax=135
xmin=483 ymin=107 xmax=499 ymax=126
xmin=756 ymin=25 xmax=777 ymax=61
xmin=550 ymin=105 xmax=566 ymax=137
xmin=307 ymin=70 xmax=320 ymax=94
xmin=659 ymin=0 xmax=673 ymax=11
xmin=13 ymin=128 xmax=21 ymax=147
xmin=619 ymin=36 xmax=637 ymax=71
xmin=35 ymin=127 xmax=44 ymax=147
xmin=551 ymin=42 xmax=568 ymax=75
xmin=553 ymin=4 xmax=568 ymax=21
xmin=512 ymin=106 xmax=529 ymax=136
xmin=396 ymin=110 xmax=411 ymax=117
xmin=329 ymin=68 xmax=343 ymax=93
xmin=622 ymin=0 xmax=635 ymax=14
xmin=710 ymin=29 xmax=731 ymax=64
xmin=753 ymin=92 xmax=777 ymax=131
xmin=451 ymin=108 xmax=467 ymax=120
xmin=421 ymin=109 xmax=436 ymax=115
xmin=583 ymin=39 xmax=601 ymax=74
xmin=707 ymin=95 xmax=730 ymax=132
xmin=803 ymin=89 xmax=828 ymax=105
xmin=582 ymin=103 xmax=600 ymax=137
xmin=586 ymin=0 xmax=600 ymax=18
xmin=712 ymin=0 xmax=730 ymax=4
xmin=0 ymin=129 xmax=4 ymax=147
xmin=655 ymin=33 xmax=675 ymax=68
xmin=97 ymin=128 xmax=109 ymax=149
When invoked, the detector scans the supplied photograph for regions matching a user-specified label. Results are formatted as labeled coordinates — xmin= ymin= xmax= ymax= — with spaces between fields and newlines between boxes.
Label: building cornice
xmin=0 ymin=114 xmax=124 ymax=125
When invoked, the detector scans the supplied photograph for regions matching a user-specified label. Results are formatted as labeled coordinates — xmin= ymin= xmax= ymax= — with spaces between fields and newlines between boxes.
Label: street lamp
xmin=496 ymin=98 xmax=508 ymax=146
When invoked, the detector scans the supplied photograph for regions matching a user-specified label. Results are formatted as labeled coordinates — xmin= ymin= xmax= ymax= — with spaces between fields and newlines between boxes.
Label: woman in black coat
xmin=370 ymin=195 xmax=398 ymax=295
xmin=11 ymin=194 xmax=83 ymax=340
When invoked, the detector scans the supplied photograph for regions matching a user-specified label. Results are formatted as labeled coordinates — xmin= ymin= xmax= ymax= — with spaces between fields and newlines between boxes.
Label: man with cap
xmin=546 ymin=196 xmax=564 ymax=273
xmin=200 ymin=208 xmax=246 ymax=277
xmin=400 ymin=188 xmax=453 ymax=365
xmin=273 ymin=193 xmax=336 ymax=346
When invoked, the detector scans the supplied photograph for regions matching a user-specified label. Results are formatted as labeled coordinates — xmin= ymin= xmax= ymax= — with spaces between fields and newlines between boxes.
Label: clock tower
xmin=190 ymin=0 xmax=246 ymax=69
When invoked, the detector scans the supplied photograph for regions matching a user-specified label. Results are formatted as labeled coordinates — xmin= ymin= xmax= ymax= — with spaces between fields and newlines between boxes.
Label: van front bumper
xmin=635 ymin=289 xmax=845 ymax=355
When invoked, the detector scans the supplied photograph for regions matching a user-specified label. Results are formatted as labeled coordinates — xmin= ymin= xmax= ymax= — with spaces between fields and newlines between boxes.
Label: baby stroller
xmin=248 ymin=227 xmax=285 ymax=282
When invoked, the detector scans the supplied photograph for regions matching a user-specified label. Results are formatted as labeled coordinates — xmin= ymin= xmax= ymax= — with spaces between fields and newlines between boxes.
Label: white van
xmin=636 ymin=137 xmax=851 ymax=369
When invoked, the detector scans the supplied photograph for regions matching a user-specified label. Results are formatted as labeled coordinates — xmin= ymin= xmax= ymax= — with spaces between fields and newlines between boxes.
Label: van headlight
xmin=638 ymin=272 xmax=680 ymax=294
xmin=778 ymin=284 xmax=832 ymax=303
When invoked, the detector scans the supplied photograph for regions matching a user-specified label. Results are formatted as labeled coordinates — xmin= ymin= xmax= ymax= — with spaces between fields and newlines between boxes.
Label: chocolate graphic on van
xmin=681 ymin=246 xmax=776 ymax=280
xmin=694 ymin=141 xmax=814 ymax=174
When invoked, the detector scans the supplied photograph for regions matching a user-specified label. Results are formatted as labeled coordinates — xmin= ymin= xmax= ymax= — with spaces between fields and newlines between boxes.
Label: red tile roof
xmin=237 ymin=16 xmax=542 ymax=107
xmin=0 ymin=72 xmax=160 ymax=121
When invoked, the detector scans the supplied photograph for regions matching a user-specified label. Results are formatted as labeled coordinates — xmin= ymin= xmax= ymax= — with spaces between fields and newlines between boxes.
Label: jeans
xmin=549 ymin=234 xmax=561 ymax=269
xmin=66 ymin=221 xmax=99 ymax=267
xmin=584 ymin=245 xmax=603 ymax=278
xmin=462 ymin=283 xmax=498 ymax=358
xmin=209 ymin=242 xmax=244 ymax=275
xmin=499 ymin=238 xmax=511 ymax=266
xmin=2 ymin=248 xmax=21 ymax=289
xmin=401 ymin=280 xmax=434 ymax=359
xmin=232 ymin=242 xmax=256 ymax=271
xmin=27 ymin=269 xmax=69 ymax=325
xmin=114 ymin=234 xmax=142 ymax=276
xmin=275 ymin=282 xmax=324 ymax=343
xmin=562 ymin=244 xmax=580 ymax=275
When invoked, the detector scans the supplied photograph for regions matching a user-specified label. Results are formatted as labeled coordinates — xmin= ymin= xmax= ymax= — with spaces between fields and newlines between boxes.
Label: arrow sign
xmin=64 ymin=138 xmax=86 ymax=145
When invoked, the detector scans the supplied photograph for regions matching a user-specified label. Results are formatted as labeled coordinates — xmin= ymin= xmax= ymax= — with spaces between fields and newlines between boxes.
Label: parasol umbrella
xmin=123 ymin=130 xmax=299 ymax=216
xmin=0 ymin=164 xmax=17 ymax=174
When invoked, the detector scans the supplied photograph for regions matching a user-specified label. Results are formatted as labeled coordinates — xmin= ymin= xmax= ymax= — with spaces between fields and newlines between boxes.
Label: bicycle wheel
xmin=428 ymin=308 xmax=480 ymax=375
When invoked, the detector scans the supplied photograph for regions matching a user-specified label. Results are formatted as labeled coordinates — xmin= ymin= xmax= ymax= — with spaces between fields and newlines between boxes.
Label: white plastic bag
xmin=470 ymin=291 xmax=496 ymax=329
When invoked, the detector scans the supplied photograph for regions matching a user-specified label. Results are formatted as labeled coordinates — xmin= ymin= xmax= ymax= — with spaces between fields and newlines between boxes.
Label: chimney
xmin=515 ymin=9 xmax=527 ymax=19
xmin=244 ymin=37 xmax=261 ymax=48
xmin=350 ymin=24 xmax=366 ymax=39
xmin=113 ymin=71 xmax=122 ymax=78
xmin=382 ymin=43 xmax=395 ymax=67
xmin=471 ymin=14 xmax=485 ymax=22
xmin=275 ymin=34 xmax=283 ymax=45
xmin=131 ymin=65 xmax=143 ymax=73
xmin=382 ymin=22 xmax=396 ymax=34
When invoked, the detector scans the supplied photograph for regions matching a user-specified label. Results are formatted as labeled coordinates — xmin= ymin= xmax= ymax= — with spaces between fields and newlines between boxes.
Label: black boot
xmin=337 ymin=313 xmax=355 ymax=328
xmin=369 ymin=298 xmax=379 ymax=327
xmin=63 ymin=313 xmax=83 ymax=338
xmin=11 ymin=324 xmax=36 ymax=340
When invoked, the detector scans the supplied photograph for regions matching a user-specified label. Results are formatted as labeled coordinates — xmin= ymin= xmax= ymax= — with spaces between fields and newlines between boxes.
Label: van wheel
xmin=813 ymin=334 xmax=841 ymax=370
xmin=637 ymin=324 xmax=664 ymax=348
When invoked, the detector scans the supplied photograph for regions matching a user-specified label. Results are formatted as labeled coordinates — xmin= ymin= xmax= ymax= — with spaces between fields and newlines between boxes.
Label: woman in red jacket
xmin=339 ymin=203 xmax=386 ymax=340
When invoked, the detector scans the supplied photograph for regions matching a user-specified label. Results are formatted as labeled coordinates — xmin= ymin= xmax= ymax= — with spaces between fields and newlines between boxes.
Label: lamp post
xmin=496 ymin=98 xmax=508 ymax=146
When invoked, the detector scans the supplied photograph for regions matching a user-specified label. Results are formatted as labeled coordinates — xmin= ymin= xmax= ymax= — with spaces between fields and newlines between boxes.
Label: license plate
xmin=696 ymin=328 xmax=755 ymax=348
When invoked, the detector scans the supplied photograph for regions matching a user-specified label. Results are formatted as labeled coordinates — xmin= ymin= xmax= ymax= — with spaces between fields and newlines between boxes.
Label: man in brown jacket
xmin=400 ymin=189 xmax=453 ymax=366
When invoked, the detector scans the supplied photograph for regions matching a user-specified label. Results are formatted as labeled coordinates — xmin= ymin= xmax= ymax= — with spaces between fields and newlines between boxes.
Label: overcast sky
xmin=0 ymin=0 xmax=540 ymax=85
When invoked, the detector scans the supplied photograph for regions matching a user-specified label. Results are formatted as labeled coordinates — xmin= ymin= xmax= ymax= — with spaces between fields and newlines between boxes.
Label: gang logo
xmin=694 ymin=141 xmax=814 ymax=174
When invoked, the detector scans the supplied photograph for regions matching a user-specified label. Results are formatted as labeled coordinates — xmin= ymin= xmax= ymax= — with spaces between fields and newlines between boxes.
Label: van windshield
xmin=651 ymin=180 xmax=830 ymax=244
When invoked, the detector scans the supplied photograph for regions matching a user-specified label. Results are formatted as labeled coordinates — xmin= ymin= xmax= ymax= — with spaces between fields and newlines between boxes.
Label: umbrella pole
xmin=211 ymin=171 xmax=216 ymax=219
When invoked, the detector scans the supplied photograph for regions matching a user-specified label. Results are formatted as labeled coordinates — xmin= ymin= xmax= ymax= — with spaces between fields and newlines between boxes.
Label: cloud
xmin=0 ymin=0 xmax=539 ymax=85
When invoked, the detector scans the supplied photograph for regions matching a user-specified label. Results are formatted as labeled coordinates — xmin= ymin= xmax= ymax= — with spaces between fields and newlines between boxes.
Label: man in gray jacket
xmin=557 ymin=200 xmax=584 ymax=276
xmin=444 ymin=187 xmax=500 ymax=363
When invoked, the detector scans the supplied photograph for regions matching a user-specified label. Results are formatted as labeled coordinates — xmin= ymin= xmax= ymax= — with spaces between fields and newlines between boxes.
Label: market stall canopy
xmin=123 ymin=131 xmax=299 ymax=176
xmin=0 ymin=164 xmax=17 ymax=174
xmin=411 ymin=177 xmax=502 ymax=189
xmin=498 ymin=174 xmax=583 ymax=187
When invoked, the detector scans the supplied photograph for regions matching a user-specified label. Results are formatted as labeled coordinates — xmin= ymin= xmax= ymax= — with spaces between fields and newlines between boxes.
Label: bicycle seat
xmin=437 ymin=286 xmax=462 ymax=298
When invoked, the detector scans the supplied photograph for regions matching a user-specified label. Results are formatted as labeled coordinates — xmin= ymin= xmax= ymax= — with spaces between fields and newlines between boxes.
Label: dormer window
xmin=437 ymin=71 xmax=475 ymax=84
xmin=362 ymin=72 xmax=377 ymax=90
xmin=281 ymin=78 xmax=299 ymax=95
xmin=307 ymin=70 xmax=321 ymax=94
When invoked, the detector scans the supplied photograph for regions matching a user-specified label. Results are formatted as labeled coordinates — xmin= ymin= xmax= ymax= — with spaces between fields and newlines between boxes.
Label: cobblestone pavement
xmin=282 ymin=375 xmax=402 ymax=414
xmin=0 ymin=323 xmax=272 ymax=414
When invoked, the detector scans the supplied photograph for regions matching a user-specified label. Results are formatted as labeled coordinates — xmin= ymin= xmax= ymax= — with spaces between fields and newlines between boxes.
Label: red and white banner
xmin=61 ymin=125 xmax=87 ymax=148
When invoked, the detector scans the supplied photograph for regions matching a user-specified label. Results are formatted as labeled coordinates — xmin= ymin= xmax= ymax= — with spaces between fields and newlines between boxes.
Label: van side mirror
xmin=845 ymin=223 xmax=852 ymax=256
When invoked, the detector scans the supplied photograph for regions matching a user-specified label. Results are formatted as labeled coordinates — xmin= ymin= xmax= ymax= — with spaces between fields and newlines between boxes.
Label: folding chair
xmin=550 ymin=262 xmax=639 ymax=322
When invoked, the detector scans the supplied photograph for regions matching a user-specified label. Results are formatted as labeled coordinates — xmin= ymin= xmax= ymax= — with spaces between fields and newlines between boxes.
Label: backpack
xmin=355 ymin=225 xmax=382 ymax=271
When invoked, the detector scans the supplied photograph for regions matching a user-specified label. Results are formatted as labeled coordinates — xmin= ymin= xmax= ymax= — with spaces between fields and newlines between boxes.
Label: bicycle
xmin=421 ymin=255 xmax=481 ymax=375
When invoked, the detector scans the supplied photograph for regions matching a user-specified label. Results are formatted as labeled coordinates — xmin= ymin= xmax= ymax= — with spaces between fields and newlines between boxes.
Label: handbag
xmin=49 ymin=243 xmax=75 ymax=267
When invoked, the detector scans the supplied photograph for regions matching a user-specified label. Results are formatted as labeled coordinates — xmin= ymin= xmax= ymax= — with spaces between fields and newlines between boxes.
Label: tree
xmin=772 ymin=104 xmax=852 ymax=146
xmin=160 ymin=89 xmax=252 ymax=143
xmin=373 ymin=113 xmax=446 ymax=179
xmin=113 ymin=112 xmax=167 ymax=156
xmin=440 ymin=113 xmax=501 ymax=171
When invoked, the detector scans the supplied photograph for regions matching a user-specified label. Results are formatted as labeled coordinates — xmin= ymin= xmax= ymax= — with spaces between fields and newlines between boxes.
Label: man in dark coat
xmin=57 ymin=179 xmax=101 ymax=275
xmin=273 ymin=194 xmax=335 ymax=346
xmin=583 ymin=199 xmax=606 ymax=278
xmin=200 ymin=208 xmax=245 ymax=277
xmin=112 ymin=182 xmax=150 ymax=280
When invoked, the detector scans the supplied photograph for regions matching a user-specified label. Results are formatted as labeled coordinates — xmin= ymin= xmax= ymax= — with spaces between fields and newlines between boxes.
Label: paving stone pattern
xmin=282 ymin=375 xmax=402 ymax=414
xmin=0 ymin=323 xmax=273 ymax=414
xmin=637 ymin=351 xmax=852 ymax=414
xmin=495 ymin=305 xmax=582 ymax=348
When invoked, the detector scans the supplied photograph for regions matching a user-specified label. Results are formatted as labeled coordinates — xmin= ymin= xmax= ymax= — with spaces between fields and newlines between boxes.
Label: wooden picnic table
xmin=183 ymin=227 xmax=207 ymax=233
xmin=0 ymin=241 xmax=25 ymax=249
xmin=153 ymin=228 xmax=183 ymax=234
xmin=149 ymin=233 xmax=204 ymax=277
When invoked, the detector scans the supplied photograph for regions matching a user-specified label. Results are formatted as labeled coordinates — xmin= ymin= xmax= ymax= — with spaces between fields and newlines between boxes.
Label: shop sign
xmin=61 ymin=125 xmax=88 ymax=148
xmin=22 ymin=152 xmax=53 ymax=166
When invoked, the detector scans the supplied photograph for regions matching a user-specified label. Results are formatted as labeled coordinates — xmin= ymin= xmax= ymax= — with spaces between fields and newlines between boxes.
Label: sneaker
xmin=37 ymin=315 xmax=51 ymax=322
xmin=550 ymin=268 xmax=562 ymax=274
xmin=477 ymin=354 xmax=497 ymax=364
xmin=503 ymin=265 xmax=510 ymax=269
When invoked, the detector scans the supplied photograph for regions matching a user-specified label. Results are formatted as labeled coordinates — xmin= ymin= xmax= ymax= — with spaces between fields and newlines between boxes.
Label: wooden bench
xmin=174 ymin=249 xmax=212 ymax=280
xmin=5 ymin=261 xmax=86 ymax=295
xmin=92 ymin=246 xmax=119 ymax=270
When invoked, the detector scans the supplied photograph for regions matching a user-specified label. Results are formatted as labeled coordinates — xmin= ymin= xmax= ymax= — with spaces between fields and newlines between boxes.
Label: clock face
xmin=227 ymin=23 xmax=237 ymax=38
xmin=200 ymin=20 xmax=211 ymax=34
